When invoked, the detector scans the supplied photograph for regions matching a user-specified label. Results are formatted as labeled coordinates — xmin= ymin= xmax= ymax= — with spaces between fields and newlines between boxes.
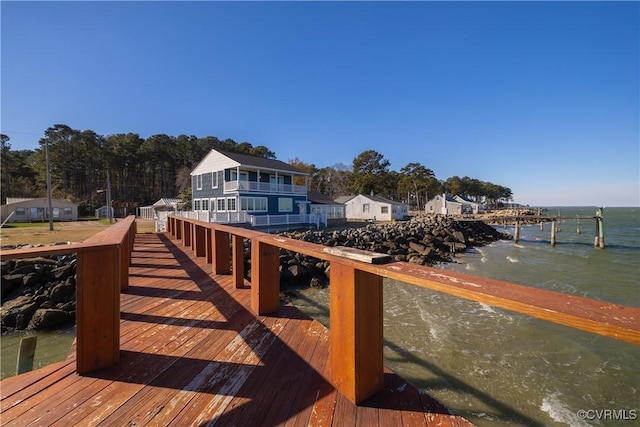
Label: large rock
xmin=1 ymin=274 xmax=23 ymax=297
xmin=50 ymin=278 xmax=76 ymax=303
xmin=28 ymin=309 xmax=71 ymax=330
xmin=1 ymin=296 xmax=39 ymax=329
xmin=1 ymin=252 xmax=78 ymax=332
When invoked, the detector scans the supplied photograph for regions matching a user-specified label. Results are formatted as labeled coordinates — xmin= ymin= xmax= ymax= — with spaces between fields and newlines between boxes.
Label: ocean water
xmin=290 ymin=207 xmax=640 ymax=426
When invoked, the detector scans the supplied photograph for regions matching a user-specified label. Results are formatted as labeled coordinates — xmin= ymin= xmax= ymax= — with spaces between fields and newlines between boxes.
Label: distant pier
xmin=460 ymin=208 xmax=606 ymax=249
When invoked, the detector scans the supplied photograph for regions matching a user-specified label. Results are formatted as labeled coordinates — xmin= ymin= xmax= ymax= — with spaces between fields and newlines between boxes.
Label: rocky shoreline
xmin=262 ymin=214 xmax=511 ymax=290
xmin=1 ymin=249 xmax=77 ymax=334
xmin=1 ymin=215 xmax=510 ymax=333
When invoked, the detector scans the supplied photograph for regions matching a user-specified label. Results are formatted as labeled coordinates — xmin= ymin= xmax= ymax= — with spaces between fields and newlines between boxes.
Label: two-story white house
xmin=189 ymin=149 xmax=311 ymax=227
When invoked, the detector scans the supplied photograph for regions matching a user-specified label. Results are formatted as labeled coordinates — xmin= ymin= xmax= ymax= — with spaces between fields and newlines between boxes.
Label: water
xmin=289 ymin=207 xmax=640 ymax=427
xmin=0 ymin=327 xmax=75 ymax=380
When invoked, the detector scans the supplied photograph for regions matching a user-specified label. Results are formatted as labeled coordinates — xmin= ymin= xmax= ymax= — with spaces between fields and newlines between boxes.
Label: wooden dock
xmin=0 ymin=231 xmax=472 ymax=426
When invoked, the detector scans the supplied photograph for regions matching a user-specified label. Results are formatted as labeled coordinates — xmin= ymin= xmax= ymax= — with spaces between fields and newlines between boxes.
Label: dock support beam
xmin=76 ymin=245 xmax=121 ymax=374
xmin=551 ymin=220 xmax=556 ymax=247
xmin=16 ymin=336 xmax=37 ymax=374
xmin=514 ymin=220 xmax=520 ymax=243
xmin=330 ymin=263 xmax=384 ymax=404
xmin=232 ymin=235 xmax=245 ymax=288
xmin=212 ymin=230 xmax=231 ymax=274
xmin=594 ymin=209 xmax=605 ymax=249
xmin=251 ymin=240 xmax=280 ymax=315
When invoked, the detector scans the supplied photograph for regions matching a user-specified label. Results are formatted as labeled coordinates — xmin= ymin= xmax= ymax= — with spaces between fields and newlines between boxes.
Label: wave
xmin=506 ymin=256 xmax=519 ymax=263
xmin=541 ymin=392 xmax=589 ymax=427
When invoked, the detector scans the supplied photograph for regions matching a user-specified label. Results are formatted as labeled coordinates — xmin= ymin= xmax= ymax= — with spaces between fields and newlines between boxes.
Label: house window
xmin=240 ymin=197 xmax=268 ymax=212
xmin=230 ymin=170 xmax=248 ymax=181
xmin=363 ymin=204 xmax=370 ymax=213
xmin=15 ymin=207 xmax=25 ymax=215
xmin=196 ymin=174 xmax=203 ymax=190
xmin=209 ymin=198 xmax=216 ymax=211
xmin=227 ymin=198 xmax=236 ymax=211
xmin=194 ymin=199 xmax=201 ymax=210
xmin=52 ymin=208 xmax=60 ymax=218
xmin=202 ymin=199 xmax=209 ymax=211
xmin=278 ymin=198 xmax=293 ymax=213
xmin=30 ymin=207 xmax=45 ymax=219
xmin=63 ymin=207 xmax=72 ymax=215
xmin=381 ymin=206 xmax=389 ymax=214
xmin=217 ymin=198 xmax=226 ymax=211
xmin=211 ymin=172 xmax=218 ymax=188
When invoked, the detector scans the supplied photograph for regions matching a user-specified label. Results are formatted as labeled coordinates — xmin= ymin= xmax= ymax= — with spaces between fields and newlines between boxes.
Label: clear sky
xmin=2 ymin=1 xmax=638 ymax=207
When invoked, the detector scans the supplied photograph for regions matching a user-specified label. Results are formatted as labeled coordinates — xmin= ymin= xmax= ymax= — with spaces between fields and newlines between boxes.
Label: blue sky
xmin=2 ymin=1 xmax=638 ymax=206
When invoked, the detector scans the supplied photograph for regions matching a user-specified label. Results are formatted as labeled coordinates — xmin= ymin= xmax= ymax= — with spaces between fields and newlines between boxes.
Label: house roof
xmin=152 ymin=198 xmax=181 ymax=208
xmin=191 ymin=148 xmax=307 ymax=176
xmin=335 ymin=195 xmax=355 ymax=204
xmin=307 ymin=191 xmax=343 ymax=205
xmin=3 ymin=197 xmax=77 ymax=207
xmin=339 ymin=194 xmax=406 ymax=206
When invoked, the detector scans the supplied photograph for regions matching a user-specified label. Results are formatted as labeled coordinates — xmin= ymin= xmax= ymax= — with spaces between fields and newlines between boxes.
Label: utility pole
xmin=45 ymin=138 xmax=54 ymax=231
xmin=107 ymin=169 xmax=113 ymax=224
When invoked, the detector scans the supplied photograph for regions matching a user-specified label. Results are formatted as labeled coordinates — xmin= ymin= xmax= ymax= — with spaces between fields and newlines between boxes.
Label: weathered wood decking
xmin=1 ymin=232 xmax=472 ymax=426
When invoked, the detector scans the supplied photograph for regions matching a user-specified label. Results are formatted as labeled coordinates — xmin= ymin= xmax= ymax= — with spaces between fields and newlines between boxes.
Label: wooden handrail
xmin=1 ymin=216 xmax=137 ymax=374
xmin=167 ymin=215 xmax=640 ymax=404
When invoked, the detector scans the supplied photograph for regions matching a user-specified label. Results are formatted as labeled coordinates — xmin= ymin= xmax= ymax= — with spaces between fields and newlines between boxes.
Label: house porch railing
xmin=224 ymin=181 xmax=307 ymax=194
xmin=167 ymin=211 xmax=326 ymax=229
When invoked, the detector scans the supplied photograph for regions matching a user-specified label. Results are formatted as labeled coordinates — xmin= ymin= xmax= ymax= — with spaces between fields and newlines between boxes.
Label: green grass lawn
xmin=1 ymin=218 xmax=110 ymax=228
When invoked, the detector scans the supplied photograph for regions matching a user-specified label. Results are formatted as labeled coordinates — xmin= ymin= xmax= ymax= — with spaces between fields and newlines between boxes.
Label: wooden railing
xmin=0 ymin=216 xmax=136 ymax=374
xmin=167 ymin=215 xmax=640 ymax=404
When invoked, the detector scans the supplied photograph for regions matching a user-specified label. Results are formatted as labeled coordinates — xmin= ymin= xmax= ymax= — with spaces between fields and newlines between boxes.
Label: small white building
xmin=139 ymin=198 xmax=181 ymax=220
xmin=425 ymin=194 xmax=471 ymax=215
xmin=337 ymin=194 xmax=409 ymax=222
xmin=1 ymin=197 xmax=78 ymax=223
xmin=453 ymin=195 xmax=486 ymax=214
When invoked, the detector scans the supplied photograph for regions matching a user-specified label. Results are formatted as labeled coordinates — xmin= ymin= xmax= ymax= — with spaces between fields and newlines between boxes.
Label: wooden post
xmin=175 ymin=219 xmax=182 ymax=240
xmin=551 ymin=220 xmax=556 ymax=247
xmin=194 ymin=224 xmax=206 ymax=257
xmin=250 ymin=239 xmax=280 ymax=315
xmin=595 ymin=208 xmax=605 ymax=249
xmin=330 ymin=262 xmax=384 ymax=404
xmin=597 ymin=218 xmax=605 ymax=249
xmin=205 ymin=227 xmax=213 ymax=264
xmin=514 ymin=220 xmax=520 ymax=243
xmin=76 ymin=245 xmax=121 ymax=374
xmin=232 ymin=234 xmax=245 ymax=288
xmin=120 ymin=233 xmax=131 ymax=291
xmin=182 ymin=221 xmax=191 ymax=247
xmin=16 ymin=336 xmax=37 ymax=374
xmin=212 ymin=230 xmax=231 ymax=274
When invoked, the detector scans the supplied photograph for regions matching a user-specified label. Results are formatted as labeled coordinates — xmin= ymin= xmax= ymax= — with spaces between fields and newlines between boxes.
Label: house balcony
xmin=224 ymin=180 xmax=307 ymax=194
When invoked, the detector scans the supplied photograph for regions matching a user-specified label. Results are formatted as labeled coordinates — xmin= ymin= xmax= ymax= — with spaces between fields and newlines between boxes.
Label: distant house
xmin=425 ymin=194 xmax=472 ymax=215
xmin=453 ymin=195 xmax=486 ymax=214
xmin=308 ymin=191 xmax=346 ymax=227
xmin=138 ymin=198 xmax=181 ymax=220
xmin=95 ymin=205 xmax=114 ymax=219
xmin=189 ymin=149 xmax=311 ymax=226
xmin=338 ymin=193 xmax=409 ymax=222
xmin=1 ymin=197 xmax=78 ymax=223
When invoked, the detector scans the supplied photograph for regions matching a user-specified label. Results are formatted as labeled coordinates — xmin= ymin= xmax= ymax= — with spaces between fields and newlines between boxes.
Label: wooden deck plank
xmin=0 ymin=231 xmax=472 ymax=427
xmin=168 ymin=314 xmax=290 ymax=427
xmin=282 ymin=319 xmax=331 ymax=427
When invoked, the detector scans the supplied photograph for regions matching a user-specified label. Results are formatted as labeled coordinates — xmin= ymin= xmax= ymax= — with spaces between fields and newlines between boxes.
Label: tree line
xmin=1 ymin=124 xmax=513 ymax=216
